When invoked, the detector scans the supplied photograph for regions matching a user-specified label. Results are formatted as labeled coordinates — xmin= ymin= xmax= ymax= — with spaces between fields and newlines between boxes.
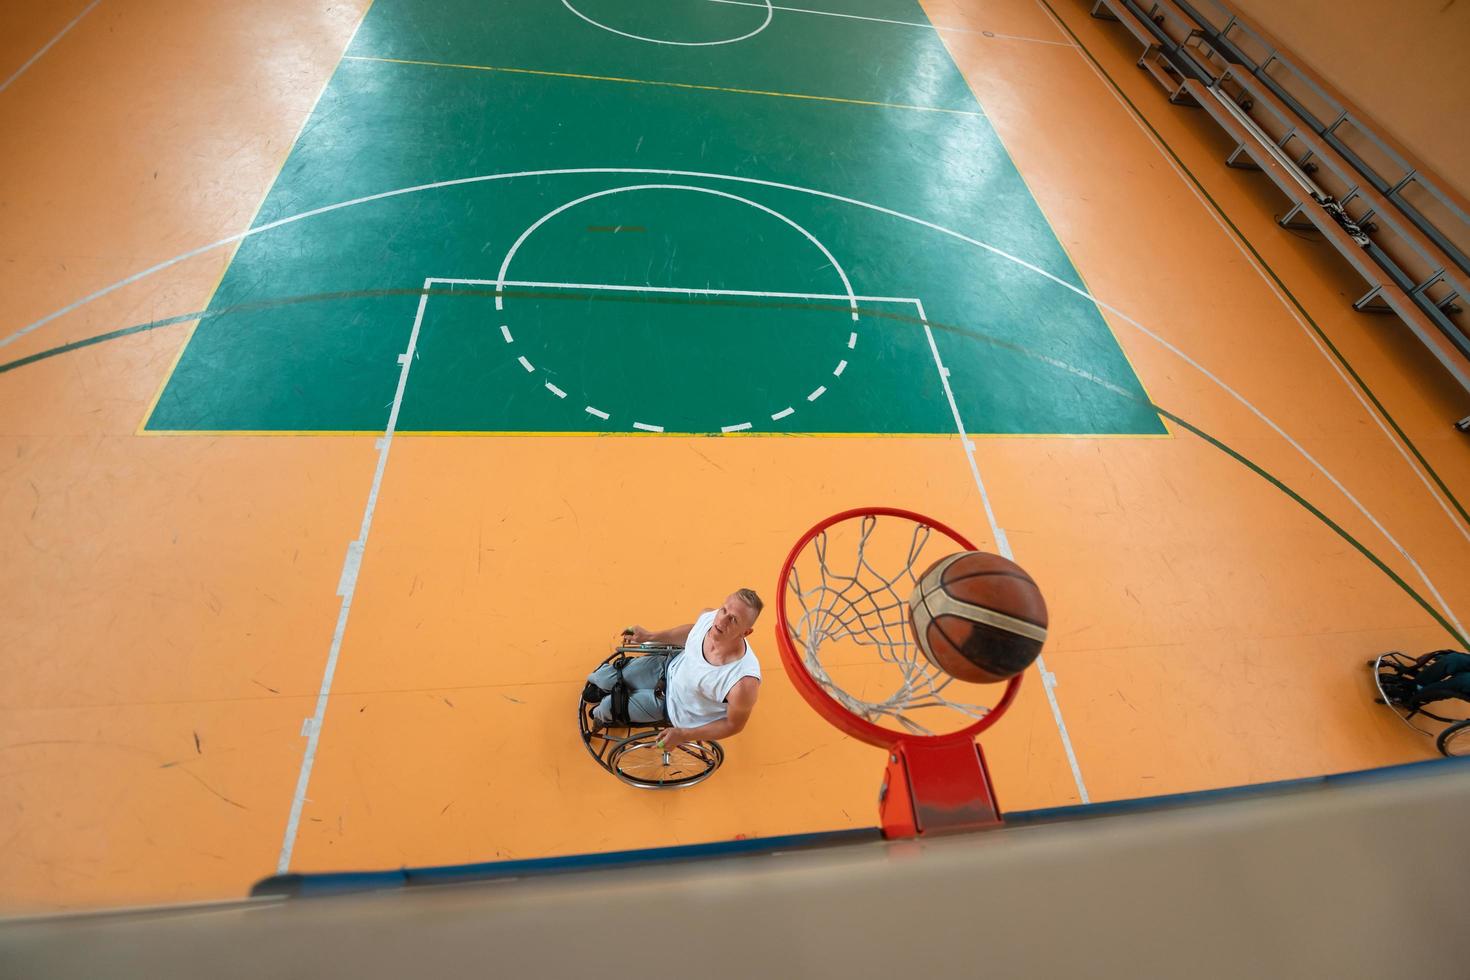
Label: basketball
xmin=908 ymin=551 xmax=1048 ymax=683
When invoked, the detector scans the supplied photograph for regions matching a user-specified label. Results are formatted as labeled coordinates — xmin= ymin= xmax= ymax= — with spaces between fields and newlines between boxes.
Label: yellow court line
xmin=135 ymin=313 xmax=207 ymax=435
xmin=139 ymin=428 xmax=1171 ymax=439
xmin=136 ymin=0 xmax=382 ymax=437
xmin=343 ymin=54 xmax=986 ymax=118
xmin=389 ymin=429 xmax=1171 ymax=440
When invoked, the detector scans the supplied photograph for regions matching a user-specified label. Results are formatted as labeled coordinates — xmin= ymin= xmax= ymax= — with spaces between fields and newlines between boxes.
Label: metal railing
xmin=1173 ymin=0 xmax=1470 ymax=278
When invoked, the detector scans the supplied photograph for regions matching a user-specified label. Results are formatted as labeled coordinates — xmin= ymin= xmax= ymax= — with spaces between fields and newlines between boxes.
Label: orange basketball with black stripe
xmin=908 ymin=551 xmax=1048 ymax=684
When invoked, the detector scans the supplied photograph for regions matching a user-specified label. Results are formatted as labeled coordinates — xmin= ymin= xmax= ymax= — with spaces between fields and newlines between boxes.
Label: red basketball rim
xmin=775 ymin=506 xmax=1023 ymax=749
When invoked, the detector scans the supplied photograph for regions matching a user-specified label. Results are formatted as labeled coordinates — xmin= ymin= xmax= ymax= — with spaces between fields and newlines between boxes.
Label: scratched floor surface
xmin=2 ymin=0 xmax=1467 ymax=911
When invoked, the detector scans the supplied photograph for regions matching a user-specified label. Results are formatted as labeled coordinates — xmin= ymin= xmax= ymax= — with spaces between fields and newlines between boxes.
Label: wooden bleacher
xmin=1087 ymin=0 xmax=1470 ymax=427
xmin=1089 ymin=0 xmax=1197 ymax=105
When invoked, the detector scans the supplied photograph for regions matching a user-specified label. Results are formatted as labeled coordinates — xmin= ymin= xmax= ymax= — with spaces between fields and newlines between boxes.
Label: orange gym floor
xmin=2 ymin=0 xmax=1467 ymax=913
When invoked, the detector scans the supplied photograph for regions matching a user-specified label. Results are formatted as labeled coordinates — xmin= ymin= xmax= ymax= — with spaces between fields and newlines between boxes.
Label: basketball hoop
xmin=776 ymin=507 xmax=1021 ymax=837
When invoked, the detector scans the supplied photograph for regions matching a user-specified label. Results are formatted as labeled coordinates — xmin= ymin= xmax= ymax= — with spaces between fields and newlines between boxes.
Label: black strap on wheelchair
xmin=585 ymin=652 xmax=674 ymax=725
xmin=606 ymin=656 xmax=630 ymax=724
xmin=601 ymin=654 xmax=630 ymax=725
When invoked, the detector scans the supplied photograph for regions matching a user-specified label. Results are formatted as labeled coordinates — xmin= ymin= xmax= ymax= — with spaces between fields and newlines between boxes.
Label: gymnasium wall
xmin=1227 ymin=0 xmax=1470 ymax=198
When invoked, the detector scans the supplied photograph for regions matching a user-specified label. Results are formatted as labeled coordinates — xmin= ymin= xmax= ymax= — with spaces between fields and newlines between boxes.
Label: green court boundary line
xmin=343 ymin=54 xmax=986 ymax=118
xmin=4 ymin=283 xmax=1461 ymax=647
xmin=1160 ymin=406 xmax=1467 ymax=648
xmin=1034 ymin=0 xmax=1470 ymax=532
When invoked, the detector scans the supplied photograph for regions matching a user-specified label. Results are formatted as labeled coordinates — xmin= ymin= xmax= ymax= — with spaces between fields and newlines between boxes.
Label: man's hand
xmin=620 ymin=621 xmax=697 ymax=647
xmin=655 ymin=728 xmax=692 ymax=752
xmin=651 ymin=680 xmax=760 ymax=751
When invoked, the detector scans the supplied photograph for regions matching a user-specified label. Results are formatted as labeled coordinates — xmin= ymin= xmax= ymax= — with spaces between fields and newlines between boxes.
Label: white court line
xmin=977 ymin=29 xmax=1074 ymax=48
xmin=565 ymin=0 xmax=772 ymax=47
xmin=915 ymin=298 xmax=1090 ymax=803
xmin=585 ymin=405 xmax=610 ymax=419
xmin=434 ymin=276 xmax=913 ymax=304
xmin=702 ymin=0 xmax=1072 ymax=45
xmin=633 ymin=421 xmax=664 ymax=432
xmin=489 ymin=185 xmax=861 ymax=323
xmin=499 ymin=324 xmax=513 ymax=343
xmin=10 ymin=165 xmax=1460 ymax=635
xmin=517 ymin=355 xmax=534 ymax=372
xmin=438 ymin=276 xmax=893 ymax=432
xmin=0 ymin=0 xmax=102 ymax=95
xmin=277 ymin=279 xmax=432 ymax=873
xmin=771 ymin=407 xmax=795 ymax=420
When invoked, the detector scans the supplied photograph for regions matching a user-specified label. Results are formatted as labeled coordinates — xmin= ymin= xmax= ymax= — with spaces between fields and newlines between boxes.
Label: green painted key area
xmin=146 ymin=0 xmax=1165 ymax=436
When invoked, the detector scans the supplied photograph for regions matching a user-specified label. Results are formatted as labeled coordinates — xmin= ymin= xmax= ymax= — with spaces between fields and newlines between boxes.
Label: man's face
xmin=711 ymin=593 xmax=755 ymax=641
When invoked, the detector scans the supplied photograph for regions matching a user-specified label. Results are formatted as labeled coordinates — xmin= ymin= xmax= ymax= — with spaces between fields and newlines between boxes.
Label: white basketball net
xmin=785 ymin=514 xmax=994 ymax=736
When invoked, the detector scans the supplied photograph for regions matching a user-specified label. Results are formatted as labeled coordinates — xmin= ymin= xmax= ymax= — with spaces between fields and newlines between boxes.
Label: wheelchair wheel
xmin=608 ymin=731 xmax=723 ymax=789
xmin=1437 ymin=720 xmax=1470 ymax=757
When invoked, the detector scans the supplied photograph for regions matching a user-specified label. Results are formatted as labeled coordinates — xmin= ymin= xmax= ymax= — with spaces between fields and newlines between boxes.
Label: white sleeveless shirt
xmin=665 ymin=611 xmax=761 ymax=729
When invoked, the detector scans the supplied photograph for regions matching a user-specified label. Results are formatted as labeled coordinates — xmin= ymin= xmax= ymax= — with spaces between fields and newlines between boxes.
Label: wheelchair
xmin=578 ymin=643 xmax=724 ymax=789
xmin=1369 ymin=652 xmax=1470 ymax=757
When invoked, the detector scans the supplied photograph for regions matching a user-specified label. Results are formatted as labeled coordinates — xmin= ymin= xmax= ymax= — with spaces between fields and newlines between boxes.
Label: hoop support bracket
xmin=879 ymin=739 xmax=1003 ymax=838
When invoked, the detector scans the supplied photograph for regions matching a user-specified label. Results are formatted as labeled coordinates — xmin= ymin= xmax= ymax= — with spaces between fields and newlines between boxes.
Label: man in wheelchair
xmin=583 ymin=589 xmax=763 ymax=750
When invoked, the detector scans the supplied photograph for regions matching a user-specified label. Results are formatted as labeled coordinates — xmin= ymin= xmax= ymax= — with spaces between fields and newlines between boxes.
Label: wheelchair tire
xmin=608 ymin=731 xmax=723 ymax=789
xmin=1437 ymin=720 xmax=1470 ymax=758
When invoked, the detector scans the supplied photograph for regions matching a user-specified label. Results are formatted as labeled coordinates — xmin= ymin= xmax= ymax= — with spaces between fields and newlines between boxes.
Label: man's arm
xmin=661 ymin=676 xmax=760 ymax=745
xmin=625 ymin=609 xmax=712 ymax=647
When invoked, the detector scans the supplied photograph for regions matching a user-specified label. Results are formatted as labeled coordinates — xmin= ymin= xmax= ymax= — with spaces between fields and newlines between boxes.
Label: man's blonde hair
xmin=736 ymin=588 xmax=764 ymax=619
